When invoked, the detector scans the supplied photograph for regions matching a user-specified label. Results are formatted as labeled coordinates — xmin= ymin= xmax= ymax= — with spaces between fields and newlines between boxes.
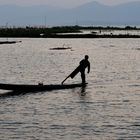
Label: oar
xmin=61 ymin=66 xmax=81 ymax=85
xmin=61 ymin=75 xmax=70 ymax=85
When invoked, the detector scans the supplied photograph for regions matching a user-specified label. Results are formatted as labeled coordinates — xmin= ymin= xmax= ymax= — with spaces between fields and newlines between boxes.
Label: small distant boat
xmin=0 ymin=41 xmax=21 ymax=44
xmin=0 ymin=83 xmax=86 ymax=92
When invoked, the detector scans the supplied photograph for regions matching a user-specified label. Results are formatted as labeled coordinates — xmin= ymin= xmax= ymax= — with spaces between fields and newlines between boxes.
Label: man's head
xmin=85 ymin=55 xmax=89 ymax=60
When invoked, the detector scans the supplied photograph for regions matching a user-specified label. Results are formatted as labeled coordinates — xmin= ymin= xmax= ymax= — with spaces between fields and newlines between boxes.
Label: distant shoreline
xmin=0 ymin=26 xmax=140 ymax=38
xmin=46 ymin=34 xmax=140 ymax=38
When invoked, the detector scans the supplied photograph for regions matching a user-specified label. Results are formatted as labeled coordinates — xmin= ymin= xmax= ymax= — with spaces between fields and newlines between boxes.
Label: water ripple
xmin=0 ymin=38 xmax=140 ymax=139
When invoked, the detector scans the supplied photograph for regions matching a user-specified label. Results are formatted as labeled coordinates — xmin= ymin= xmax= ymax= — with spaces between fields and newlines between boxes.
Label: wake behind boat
xmin=0 ymin=83 xmax=87 ymax=92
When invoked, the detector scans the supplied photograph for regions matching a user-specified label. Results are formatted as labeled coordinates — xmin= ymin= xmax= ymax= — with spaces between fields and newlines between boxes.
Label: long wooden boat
xmin=0 ymin=83 xmax=86 ymax=92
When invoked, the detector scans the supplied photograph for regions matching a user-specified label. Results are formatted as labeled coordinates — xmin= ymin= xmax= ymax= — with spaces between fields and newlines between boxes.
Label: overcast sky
xmin=0 ymin=0 xmax=139 ymax=7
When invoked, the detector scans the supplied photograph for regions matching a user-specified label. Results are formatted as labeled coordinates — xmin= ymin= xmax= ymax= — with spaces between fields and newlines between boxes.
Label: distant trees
xmin=0 ymin=25 xmax=139 ymax=37
xmin=0 ymin=26 xmax=80 ymax=37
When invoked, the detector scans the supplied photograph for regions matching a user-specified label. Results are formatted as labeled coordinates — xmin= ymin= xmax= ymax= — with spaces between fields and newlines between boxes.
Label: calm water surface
xmin=0 ymin=38 xmax=140 ymax=139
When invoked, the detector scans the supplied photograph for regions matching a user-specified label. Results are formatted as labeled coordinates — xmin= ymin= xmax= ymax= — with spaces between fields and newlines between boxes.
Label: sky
xmin=0 ymin=0 xmax=139 ymax=8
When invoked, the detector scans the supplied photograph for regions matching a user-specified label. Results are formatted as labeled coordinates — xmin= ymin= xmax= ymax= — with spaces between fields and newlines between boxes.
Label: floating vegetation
xmin=50 ymin=43 xmax=72 ymax=50
xmin=50 ymin=47 xmax=72 ymax=50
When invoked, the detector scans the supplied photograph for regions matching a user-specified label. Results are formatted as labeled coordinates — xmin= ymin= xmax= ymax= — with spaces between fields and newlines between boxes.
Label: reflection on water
xmin=80 ymin=84 xmax=87 ymax=96
xmin=0 ymin=38 xmax=140 ymax=139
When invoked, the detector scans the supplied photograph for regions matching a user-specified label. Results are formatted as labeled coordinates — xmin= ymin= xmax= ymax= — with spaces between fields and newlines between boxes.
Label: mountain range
xmin=0 ymin=1 xmax=140 ymax=26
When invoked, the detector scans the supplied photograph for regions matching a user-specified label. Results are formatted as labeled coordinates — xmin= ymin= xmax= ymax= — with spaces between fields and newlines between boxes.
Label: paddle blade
xmin=61 ymin=76 xmax=69 ymax=85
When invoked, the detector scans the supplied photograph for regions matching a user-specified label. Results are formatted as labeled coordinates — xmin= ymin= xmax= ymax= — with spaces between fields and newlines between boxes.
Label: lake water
xmin=0 ymin=38 xmax=140 ymax=139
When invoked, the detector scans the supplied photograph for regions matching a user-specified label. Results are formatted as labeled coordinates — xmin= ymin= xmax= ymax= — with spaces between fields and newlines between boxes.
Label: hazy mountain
xmin=0 ymin=1 xmax=140 ymax=26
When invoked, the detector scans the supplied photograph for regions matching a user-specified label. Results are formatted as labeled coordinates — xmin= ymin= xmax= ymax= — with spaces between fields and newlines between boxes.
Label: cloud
xmin=97 ymin=0 xmax=140 ymax=5
xmin=0 ymin=0 xmax=139 ymax=7
xmin=0 ymin=0 xmax=92 ymax=7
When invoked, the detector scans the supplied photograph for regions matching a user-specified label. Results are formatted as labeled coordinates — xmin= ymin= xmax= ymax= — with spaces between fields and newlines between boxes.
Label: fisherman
xmin=79 ymin=55 xmax=90 ymax=84
xmin=61 ymin=55 xmax=90 ymax=85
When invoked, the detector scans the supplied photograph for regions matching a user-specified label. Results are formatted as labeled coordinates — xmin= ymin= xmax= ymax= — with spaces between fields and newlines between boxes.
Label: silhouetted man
xmin=79 ymin=55 xmax=90 ymax=84
xmin=61 ymin=55 xmax=90 ymax=85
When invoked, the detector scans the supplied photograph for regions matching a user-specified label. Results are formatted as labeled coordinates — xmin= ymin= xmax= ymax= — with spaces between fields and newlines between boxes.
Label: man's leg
xmin=81 ymin=72 xmax=85 ymax=84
